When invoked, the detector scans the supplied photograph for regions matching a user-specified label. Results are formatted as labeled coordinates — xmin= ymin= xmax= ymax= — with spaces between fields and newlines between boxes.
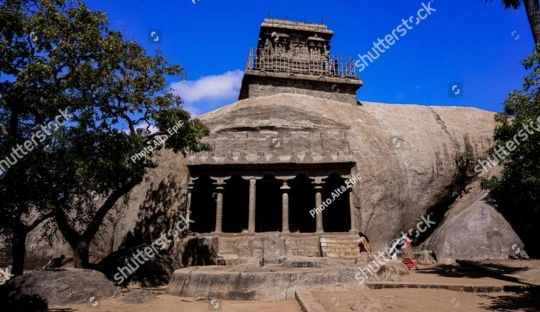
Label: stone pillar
xmin=248 ymin=179 xmax=257 ymax=233
xmin=186 ymin=177 xmax=198 ymax=225
xmin=349 ymin=188 xmax=357 ymax=233
xmin=211 ymin=177 xmax=230 ymax=233
xmin=215 ymin=186 xmax=224 ymax=233
xmin=311 ymin=177 xmax=325 ymax=233
xmin=341 ymin=174 xmax=358 ymax=233
xmin=243 ymin=176 xmax=262 ymax=233
xmin=277 ymin=176 xmax=295 ymax=233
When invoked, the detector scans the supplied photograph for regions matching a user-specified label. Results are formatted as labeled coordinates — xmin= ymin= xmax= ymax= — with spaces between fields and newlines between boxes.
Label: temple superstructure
xmin=239 ymin=18 xmax=363 ymax=104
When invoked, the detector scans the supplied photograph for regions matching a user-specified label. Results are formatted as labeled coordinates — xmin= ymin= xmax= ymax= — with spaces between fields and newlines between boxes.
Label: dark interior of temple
xmin=255 ymin=175 xmax=282 ymax=232
xmin=189 ymin=176 xmax=215 ymax=233
xmin=223 ymin=175 xmax=249 ymax=232
xmin=189 ymin=173 xmax=350 ymax=233
xmin=321 ymin=174 xmax=351 ymax=232
xmin=288 ymin=174 xmax=316 ymax=233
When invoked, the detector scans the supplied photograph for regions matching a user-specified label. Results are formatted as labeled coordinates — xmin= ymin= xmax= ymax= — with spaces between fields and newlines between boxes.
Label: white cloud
xmin=171 ymin=70 xmax=243 ymax=115
xmin=135 ymin=123 xmax=158 ymax=134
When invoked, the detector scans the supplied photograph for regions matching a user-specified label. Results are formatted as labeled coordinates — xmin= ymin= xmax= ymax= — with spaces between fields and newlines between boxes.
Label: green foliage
xmin=482 ymin=50 xmax=540 ymax=258
xmin=0 ymin=0 xmax=210 ymax=268
xmin=453 ymin=149 xmax=476 ymax=196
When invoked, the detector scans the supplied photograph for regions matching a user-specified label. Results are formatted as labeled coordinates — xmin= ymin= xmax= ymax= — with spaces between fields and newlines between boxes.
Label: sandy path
xmin=59 ymin=296 xmax=301 ymax=312
xmin=314 ymin=288 xmax=539 ymax=312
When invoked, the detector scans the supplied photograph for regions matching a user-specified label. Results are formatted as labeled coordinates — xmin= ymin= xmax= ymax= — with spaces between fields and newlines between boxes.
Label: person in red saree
xmin=400 ymin=235 xmax=417 ymax=270
xmin=357 ymin=232 xmax=373 ymax=261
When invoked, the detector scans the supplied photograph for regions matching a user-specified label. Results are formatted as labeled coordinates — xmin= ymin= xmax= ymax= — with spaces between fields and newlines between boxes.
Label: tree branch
xmin=26 ymin=211 xmax=54 ymax=231
xmin=83 ymin=177 xmax=142 ymax=241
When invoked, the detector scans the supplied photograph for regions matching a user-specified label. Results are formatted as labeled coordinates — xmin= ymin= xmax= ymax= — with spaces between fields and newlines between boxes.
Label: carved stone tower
xmin=239 ymin=18 xmax=363 ymax=104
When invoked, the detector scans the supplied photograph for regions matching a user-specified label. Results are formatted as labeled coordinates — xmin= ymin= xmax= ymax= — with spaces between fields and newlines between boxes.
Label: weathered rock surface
xmin=195 ymin=94 xmax=496 ymax=247
xmin=97 ymin=246 xmax=178 ymax=287
xmin=168 ymin=262 xmax=363 ymax=301
xmin=417 ymin=250 xmax=437 ymax=265
xmin=374 ymin=261 xmax=410 ymax=281
xmin=425 ymin=181 xmax=528 ymax=260
xmin=0 ymin=268 xmax=117 ymax=306
xmin=25 ymin=93 xmax=506 ymax=261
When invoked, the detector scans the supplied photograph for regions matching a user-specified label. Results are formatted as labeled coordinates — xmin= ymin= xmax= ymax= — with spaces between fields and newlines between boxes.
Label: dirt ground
xmin=58 ymin=296 xmax=302 ymax=312
xmin=57 ymin=288 xmax=539 ymax=312
xmin=314 ymin=288 xmax=540 ymax=312
xmin=314 ymin=259 xmax=540 ymax=312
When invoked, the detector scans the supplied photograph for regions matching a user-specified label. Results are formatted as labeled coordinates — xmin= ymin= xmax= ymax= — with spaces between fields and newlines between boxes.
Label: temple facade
xmin=185 ymin=19 xmax=364 ymax=258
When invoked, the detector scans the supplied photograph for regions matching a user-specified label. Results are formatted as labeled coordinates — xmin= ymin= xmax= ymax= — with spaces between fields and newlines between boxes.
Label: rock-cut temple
xmin=185 ymin=18 xmax=365 ymax=258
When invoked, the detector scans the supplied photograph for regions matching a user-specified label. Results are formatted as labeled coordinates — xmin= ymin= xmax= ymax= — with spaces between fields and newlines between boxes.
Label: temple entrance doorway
xmin=255 ymin=175 xmax=282 ymax=232
xmin=190 ymin=175 xmax=215 ymax=233
xmin=223 ymin=175 xmax=249 ymax=233
xmin=289 ymin=174 xmax=316 ymax=233
xmin=322 ymin=174 xmax=351 ymax=232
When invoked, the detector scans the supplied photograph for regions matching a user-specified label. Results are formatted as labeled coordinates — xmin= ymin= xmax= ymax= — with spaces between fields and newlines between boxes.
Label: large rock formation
xmin=0 ymin=268 xmax=117 ymax=306
xmin=194 ymin=93 xmax=496 ymax=247
xmin=24 ymin=93 xmax=518 ymax=264
xmin=425 ymin=181 xmax=528 ymax=261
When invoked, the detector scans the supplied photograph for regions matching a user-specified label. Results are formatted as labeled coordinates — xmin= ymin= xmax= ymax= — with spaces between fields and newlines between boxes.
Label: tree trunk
xmin=11 ymin=225 xmax=28 ymax=276
xmin=72 ymin=240 xmax=90 ymax=268
xmin=524 ymin=0 xmax=540 ymax=46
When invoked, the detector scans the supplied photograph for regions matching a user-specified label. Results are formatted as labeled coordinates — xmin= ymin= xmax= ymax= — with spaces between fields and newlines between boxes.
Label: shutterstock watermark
xmin=474 ymin=115 xmax=540 ymax=176
xmin=0 ymin=109 xmax=72 ymax=177
xmin=355 ymin=213 xmax=435 ymax=285
xmin=309 ymin=173 xmax=361 ymax=218
xmin=355 ymin=0 xmax=436 ymax=72
xmin=130 ymin=121 xmax=184 ymax=163
xmin=113 ymin=214 xmax=193 ymax=285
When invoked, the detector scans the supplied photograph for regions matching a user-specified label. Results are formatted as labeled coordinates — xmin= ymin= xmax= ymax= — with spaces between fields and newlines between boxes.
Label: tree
xmin=0 ymin=0 xmax=66 ymax=276
xmin=0 ymin=0 xmax=210 ymax=271
xmin=483 ymin=0 xmax=540 ymax=45
xmin=482 ymin=50 xmax=540 ymax=258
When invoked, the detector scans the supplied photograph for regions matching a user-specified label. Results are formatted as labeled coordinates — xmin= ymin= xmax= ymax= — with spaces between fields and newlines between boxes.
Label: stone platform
xmin=167 ymin=257 xmax=362 ymax=301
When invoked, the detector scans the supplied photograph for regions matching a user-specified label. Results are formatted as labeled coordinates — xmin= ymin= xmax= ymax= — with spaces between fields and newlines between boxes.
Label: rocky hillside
xmin=23 ymin=93 xmax=517 ymax=264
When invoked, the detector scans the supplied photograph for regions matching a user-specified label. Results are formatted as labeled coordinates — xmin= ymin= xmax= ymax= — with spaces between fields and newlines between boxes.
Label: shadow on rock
xmin=97 ymin=247 xmax=177 ymax=287
xmin=181 ymin=236 xmax=218 ymax=267
xmin=0 ymin=283 xmax=48 ymax=312
xmin=97 ymin=178 xmax=184 ymax=287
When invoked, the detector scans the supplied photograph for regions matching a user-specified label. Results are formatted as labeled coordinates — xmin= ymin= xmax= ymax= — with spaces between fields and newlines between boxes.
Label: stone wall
xmin=247 ymin=83 xmax=357 ymax=104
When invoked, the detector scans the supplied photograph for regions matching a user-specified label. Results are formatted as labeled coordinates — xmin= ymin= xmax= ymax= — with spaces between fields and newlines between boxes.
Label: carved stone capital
xmin=310 ymin=176 xmax=326 ymax=185
xmin=211 ymin=176 xmax=231 ymax=186
xmin=276 ymin=175 xmax=296 ymax=182
xmin=241 ymin=176 xmax=263 ymax=183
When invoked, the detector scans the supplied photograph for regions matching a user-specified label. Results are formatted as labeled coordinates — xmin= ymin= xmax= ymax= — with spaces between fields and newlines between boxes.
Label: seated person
xmin=357 ymin=232 xmax=373 ymax=261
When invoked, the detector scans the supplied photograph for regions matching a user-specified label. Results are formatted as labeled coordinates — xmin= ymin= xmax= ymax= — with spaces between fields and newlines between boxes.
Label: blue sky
xmin=86 ymin=0 xmax=533 ymax=115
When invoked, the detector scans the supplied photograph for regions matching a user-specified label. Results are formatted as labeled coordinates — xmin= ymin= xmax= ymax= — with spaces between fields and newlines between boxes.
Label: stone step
xmin=320 ymin=235 xmax=360 ymax=258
